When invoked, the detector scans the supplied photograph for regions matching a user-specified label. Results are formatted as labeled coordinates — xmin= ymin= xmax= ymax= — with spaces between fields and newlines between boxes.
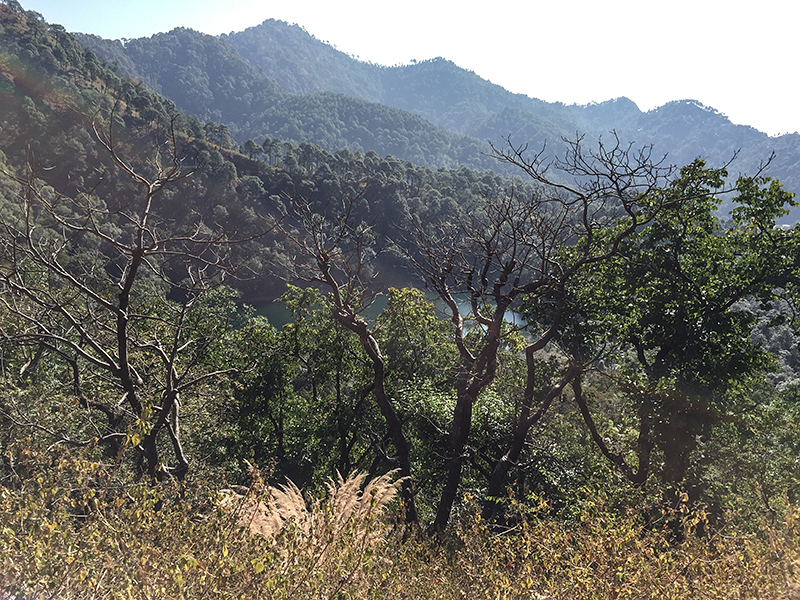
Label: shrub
xmin=1 ymin=451 xmax=798 ymax=599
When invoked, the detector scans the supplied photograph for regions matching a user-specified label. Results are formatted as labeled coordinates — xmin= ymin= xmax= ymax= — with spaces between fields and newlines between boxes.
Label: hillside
xmin=1 ymin=5 xmax=800 ymax=598
xmin=224 ymin=20 xmax=800 ymax=220
xmin=80 ymin=18 xmax=800 ymax=222
xmin=76 ymin=28 xmax=503 ymax=173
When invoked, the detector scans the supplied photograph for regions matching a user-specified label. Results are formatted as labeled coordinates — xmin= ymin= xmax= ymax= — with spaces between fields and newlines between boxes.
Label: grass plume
xmin=1 ymin=450 xmax=798 ymax=599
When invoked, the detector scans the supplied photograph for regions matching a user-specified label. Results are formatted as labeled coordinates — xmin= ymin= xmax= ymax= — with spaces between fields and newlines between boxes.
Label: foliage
xmin=0 ymin=448 xmax=404 ymax=599
xmin=0 ymin=3 xmax=272 ymax=480
xmin=213 ymin=289 xmax=386 ymax=489
xmin=559 ymin=159 xmax=799 ymax=495
xmin=1 ymin=450 xmax=798 ymax=599
xmin=1 ymin=6 xmax=800 ymax=595
xmin=81 ymin=17 xmax=800 ymax=223
xmin=375 ymin=287 xmax=458 ymax=387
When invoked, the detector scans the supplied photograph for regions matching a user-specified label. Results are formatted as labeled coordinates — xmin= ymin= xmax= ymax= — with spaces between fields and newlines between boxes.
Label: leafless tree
xmin=0 ymin=113 xmax=244 ymax=480
xmin=278 ymin=189 xmax=418 ymax=523
xmin=410 ymin=134 xmax=677 ymax=530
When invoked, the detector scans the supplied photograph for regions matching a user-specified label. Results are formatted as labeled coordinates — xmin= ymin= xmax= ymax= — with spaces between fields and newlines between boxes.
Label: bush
xmin=1 ymin=450 xmax=798 ymax=599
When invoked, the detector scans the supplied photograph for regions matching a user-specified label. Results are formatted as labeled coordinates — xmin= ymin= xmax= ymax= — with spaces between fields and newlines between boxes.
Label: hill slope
xmin=78 ymin=18 xmax=800 ymax=222
xmin=76 ymin=28 xmax=503 ymax=173
xmin=224 ymin=19 xmax=800 ymax=220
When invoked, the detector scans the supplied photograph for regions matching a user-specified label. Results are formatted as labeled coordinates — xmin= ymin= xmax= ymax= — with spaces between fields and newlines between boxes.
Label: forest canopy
xmin=1 ymin=2 xmax=800 ymax=597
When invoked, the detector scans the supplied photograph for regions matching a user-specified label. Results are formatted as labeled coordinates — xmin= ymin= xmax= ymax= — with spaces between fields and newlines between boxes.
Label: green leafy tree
xmin=375 ymin=287 xmax=457 ymax=386
xmin=563 ymin=160 xmax=799 ymax=494
xmin=242 ymin=139 xmax=263 ymax=160
xmin=223 ymin=287 xmax=387 ymax=485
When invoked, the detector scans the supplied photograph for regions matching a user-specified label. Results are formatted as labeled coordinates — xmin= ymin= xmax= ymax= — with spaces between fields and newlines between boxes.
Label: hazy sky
xmin=21 ymin=0 xmax=799 ymax=136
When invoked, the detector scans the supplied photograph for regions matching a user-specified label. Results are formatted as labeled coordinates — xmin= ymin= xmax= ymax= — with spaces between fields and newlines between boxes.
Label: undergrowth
xmin=1 ymin=447 xmax=798 ymax=599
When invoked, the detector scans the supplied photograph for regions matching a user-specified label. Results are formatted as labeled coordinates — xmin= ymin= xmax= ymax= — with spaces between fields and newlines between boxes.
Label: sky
xmin=20 ymin=0 xmax=800 ymax=137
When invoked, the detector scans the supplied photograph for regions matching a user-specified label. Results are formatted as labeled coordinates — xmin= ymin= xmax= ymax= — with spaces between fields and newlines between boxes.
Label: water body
xmin=256 ymin=290 xmax=524 ymax=329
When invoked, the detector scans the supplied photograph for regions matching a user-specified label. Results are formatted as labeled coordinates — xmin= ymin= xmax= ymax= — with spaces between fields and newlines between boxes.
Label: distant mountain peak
xmin=73 ymin=15 xmax=800 ymax=223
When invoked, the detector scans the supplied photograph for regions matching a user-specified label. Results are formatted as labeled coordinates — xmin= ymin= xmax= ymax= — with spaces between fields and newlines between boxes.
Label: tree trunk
xmin=339 ymin=313 xmax=418 ymax=523
xmin=432 ymin=385 xmax=477 ymax=532
xmin=432 ymin=332 xmax=501 ymax=532
xmin=482 ymin=420 xmax=528 ymax=521
xmin=482 ymin=362 xmax=582 ymax=521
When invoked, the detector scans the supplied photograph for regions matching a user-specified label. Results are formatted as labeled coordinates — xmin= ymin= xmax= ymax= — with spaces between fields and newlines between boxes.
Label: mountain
xmin=223 ymin=20 xmax=800 ymax=218
xmin=2 ymin=3 xmax=546 ymax=305
xmin=75 ymin=28 xmax=502 ymax=173
xmin=70 ymin=18 xmax=800 ymax=223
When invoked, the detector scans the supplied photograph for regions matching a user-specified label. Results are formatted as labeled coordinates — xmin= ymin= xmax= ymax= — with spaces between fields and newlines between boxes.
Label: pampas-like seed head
xmin=221 ymin=469 xmax=403 ymax=539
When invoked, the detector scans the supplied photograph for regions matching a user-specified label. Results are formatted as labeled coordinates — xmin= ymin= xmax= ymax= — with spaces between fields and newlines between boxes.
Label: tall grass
xmin=1 ymin=449 xmax=798 ymax=599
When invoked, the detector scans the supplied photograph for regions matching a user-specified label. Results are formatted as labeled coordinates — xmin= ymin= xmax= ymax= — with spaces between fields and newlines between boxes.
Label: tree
xmin=220 ymin=286 xmax=391 ymax=488
xmin=565 ymin=160 xmax=799 ymax=493
xmin=242 ymin=139 xmax=263 ymax=160
xmin=0 ymin=113 xmax=242 ymax=480
xmin=375 ymin=287 xmax=457 ymax=387
xmin=278 ymin=191 xmax=418 ymax=523
xmin=410 ymin=134 xmax=700 ymax=529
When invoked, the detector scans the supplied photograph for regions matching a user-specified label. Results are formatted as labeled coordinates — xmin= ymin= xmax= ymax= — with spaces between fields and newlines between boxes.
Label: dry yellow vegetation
xmin=0 ymin=449 xmax=798 ymax=599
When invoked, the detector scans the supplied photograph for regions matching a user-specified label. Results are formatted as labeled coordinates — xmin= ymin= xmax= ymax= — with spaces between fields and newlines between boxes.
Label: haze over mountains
xmin=73 ymin=18 xmax=800 ymax=223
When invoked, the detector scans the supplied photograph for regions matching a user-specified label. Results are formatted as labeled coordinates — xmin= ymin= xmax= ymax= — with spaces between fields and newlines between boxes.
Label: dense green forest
xmin=75 ymin=27 xmax=501 ymax=174
xmin=1 ymin=2 xmax=800 ymax=597
xmin=76 ymin=18 xmax=800 ymax=224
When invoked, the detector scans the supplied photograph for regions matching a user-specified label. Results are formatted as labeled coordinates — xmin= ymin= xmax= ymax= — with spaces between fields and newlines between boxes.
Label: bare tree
xmin=278 ymin=190 xmax=418 ymax=523
xmin=0 ymin=113 xmax=243 ymax=480
xmin=410 ymin=134 xmax=677 ymax=530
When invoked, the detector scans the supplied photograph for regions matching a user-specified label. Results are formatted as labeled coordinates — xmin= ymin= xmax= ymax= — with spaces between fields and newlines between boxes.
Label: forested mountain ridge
xmin=2 ymin=4 xmax=800 ymax=596
xmin=224 ymin=21 xmax=569 ymax=134
xmin=225 ymin=20 xmax=800 ymax=220
xmin=75 ymin=28 xmax=502 ymax=173
xmin=225 ymin=22 xmax=799 ymax=186
xmin=76 ymin=19 xmax=800 ymax=222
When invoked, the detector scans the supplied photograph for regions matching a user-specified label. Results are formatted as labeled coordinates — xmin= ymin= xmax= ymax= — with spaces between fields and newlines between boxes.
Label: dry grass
xmin=220 ymin=468 xmax=402 ymax=539
xmin=1 ymin=453 xmax=799 ymax=599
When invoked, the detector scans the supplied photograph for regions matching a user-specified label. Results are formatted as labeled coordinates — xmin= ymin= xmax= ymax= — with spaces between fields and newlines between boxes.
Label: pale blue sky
xmin=20 ymin=0 xmax=800 ymax=137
